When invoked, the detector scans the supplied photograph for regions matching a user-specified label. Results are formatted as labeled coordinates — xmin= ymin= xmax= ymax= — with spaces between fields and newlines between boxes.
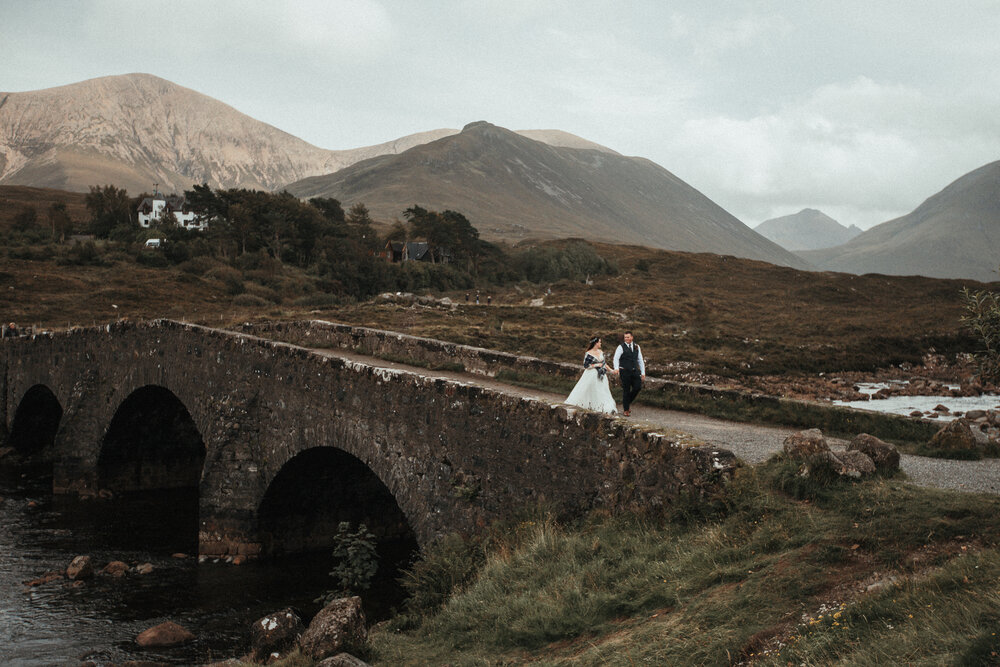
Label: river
xmin=0 ymin=470 xmax=406 ymax=665
xmin=833 ymin=382 xmax=1000 ymax=420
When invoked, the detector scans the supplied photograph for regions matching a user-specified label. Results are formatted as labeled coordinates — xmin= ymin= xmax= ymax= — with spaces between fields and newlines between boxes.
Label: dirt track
xmin=317 ymin=348 xmax=1000 ymax=496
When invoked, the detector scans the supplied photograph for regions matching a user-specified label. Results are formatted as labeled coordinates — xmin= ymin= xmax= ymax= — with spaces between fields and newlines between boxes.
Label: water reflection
xmin=0 ymin=473 xmax=409 ymax=665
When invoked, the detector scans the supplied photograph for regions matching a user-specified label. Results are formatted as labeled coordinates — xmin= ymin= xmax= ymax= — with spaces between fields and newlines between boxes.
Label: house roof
xmin=406 ymin=241 xmax=429 ymax=260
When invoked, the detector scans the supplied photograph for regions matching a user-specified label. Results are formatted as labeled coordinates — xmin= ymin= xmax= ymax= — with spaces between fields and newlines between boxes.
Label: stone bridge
xmin=0 ymin=320 xmax=734 ymax=559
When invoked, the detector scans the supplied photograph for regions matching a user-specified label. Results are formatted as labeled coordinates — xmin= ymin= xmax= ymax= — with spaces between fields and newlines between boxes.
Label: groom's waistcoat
xmin=618 ymin=343 xmax=640 ymax=371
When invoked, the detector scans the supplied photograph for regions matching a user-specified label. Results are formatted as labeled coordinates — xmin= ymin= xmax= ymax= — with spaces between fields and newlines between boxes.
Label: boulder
xmin=796 ymin=450 xmax=842 ymax=480
xmin=102 ymin=561 xmax=129 ymax=577
xmin=833 ymin=450 xmax=876 ymax=478
xmin=966 ymin=410 xmax=988 ymax=421
xmin=317 ymin=654 xmax=372 ymax=667
xmin=250 ymin=607 xmax=305 ymax=662
xmin=967 ymin=420 xmax=993 ymax=447
xmin=782 ymin=429 xmax=829 ymax=459
xmin=135 ymin=562 xmax=154 ymax=575
xmin=66 ymin=555 xmax=94 ymax=580
xmin=847 ymin=434 xmax=900 ymax=473
xmin=299 ymin=597 xmax=367 ymax=661
xmin=136 ymin=621 xmax=195 ymax=647
xmin=927 ymin=420 xmax=978 ymax=452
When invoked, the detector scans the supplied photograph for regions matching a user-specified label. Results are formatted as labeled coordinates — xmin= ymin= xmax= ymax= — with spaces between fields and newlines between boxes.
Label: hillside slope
xmin=801 ymin=161 xmax=1000 ymax=281
xmin=285 ymin=121 xmax=809 ymax=268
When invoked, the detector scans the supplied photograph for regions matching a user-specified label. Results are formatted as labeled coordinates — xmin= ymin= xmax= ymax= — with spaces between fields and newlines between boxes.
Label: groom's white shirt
xmin=613 ymin=342 xmax=645 ymax=375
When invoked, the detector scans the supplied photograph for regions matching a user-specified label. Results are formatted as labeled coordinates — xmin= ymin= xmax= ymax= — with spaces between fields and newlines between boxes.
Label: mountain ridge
xmin=0 ymin=74 xmax=613 ymax=197
xmin=799 ymin=160 xmax=1000 ymax=281
xmin=285 ymin=120 xmax=810 ymax=269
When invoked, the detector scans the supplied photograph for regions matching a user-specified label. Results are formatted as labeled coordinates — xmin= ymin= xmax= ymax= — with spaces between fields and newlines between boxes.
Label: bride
xmin=565 ymin=336 xmax=618 ymax=414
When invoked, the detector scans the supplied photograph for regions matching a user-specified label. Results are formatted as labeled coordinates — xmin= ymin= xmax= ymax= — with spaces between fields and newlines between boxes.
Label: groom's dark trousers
xmin=619 ymin=369 xmax=642 ymax=412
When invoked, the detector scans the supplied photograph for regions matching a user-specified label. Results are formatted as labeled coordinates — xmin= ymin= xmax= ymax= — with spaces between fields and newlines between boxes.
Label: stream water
xmin=833 ymin=382 xmax=1000 ymax=419
xmin=0 ymin=470 xmax=404 ymax=665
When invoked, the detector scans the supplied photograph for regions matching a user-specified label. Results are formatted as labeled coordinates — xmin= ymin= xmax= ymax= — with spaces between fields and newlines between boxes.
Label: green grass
xmin=368 ymin=457 xmax=1000 ymax=665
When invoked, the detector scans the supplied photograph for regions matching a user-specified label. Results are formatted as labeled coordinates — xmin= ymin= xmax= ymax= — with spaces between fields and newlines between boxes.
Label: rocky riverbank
xmin=694 ymin=353 xmax=996 ymax=404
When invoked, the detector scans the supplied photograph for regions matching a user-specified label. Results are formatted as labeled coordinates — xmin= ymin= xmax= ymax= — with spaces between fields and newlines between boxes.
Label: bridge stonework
xmin=1 ymin=320 xmax=736 ymax=557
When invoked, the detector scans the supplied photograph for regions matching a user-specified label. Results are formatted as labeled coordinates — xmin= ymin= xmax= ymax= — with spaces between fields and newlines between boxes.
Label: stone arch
xmin=257 ymin=446 xmax=418 ymax=559
xmin=98 ymin=385 xmax=206 ymax=493
xmin=95 ymin=385 xmax=207 ymax=553
xmin=6 ymin=384 xmax=63 ymax=473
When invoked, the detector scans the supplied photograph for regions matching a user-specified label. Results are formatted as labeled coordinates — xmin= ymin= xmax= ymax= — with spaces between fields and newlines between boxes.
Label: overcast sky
xmin=2 ymin=0 xmax=999 ymax=229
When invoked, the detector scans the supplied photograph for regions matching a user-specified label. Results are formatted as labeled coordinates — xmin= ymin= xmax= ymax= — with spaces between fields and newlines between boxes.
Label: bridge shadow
xmin=4 ymin=384 xmax=62 ymax=481
xmin=97 ymin=385 xmax=206 ymax=553
xmin=259 ymin=446 xmax=420 ymax=616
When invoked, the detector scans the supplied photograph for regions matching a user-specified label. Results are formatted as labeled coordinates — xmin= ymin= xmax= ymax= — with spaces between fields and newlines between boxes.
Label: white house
xmin=137 ymin=194 xmax=207 ymax=230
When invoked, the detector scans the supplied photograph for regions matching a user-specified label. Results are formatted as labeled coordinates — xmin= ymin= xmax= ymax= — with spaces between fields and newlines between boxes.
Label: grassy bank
xmin=369 ymin=457 xmax=1000 ymax=665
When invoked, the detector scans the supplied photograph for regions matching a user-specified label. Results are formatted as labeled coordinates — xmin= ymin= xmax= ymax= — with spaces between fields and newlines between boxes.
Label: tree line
xmin=5 ymin=184 xmax=619 ymax=300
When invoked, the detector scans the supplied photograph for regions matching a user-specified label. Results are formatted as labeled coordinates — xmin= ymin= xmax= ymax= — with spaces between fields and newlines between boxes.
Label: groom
xmin=613 ymin=330 xmax=645 ymax=416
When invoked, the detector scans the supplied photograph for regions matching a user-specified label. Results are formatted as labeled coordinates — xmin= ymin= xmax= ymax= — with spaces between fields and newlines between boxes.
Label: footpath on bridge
xmin=313 ymin=346 xmax=1000 ymax=497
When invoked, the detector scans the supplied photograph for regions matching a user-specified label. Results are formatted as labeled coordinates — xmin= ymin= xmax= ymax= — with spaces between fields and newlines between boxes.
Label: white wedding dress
xmin=565 ymin=352 xmax=618 ymax=414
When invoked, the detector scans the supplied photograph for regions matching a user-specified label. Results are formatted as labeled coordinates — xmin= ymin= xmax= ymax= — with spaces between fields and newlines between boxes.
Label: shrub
xmin=962 ymin=287 xmax=1000 ymax=382
xmin=512 ymin=241 xmax=619 ymax=283
xmin=179 ymin=256 xmax=219 ymax=276
xmin=59 ymin=240 xmax=104 ymax=266
xmin=317 ymin=522 xmax=379 ymax=605
xmin=136 ymin=250 xmax=169 ymax=268
xmin=205 ymin=265 xmax=245 ymax=295
xmin=232 ymin=293 xmax=270 ymax=307
xmin=243 ymin=281 xmax=281 ymax=304
xmin=399 ymin=533 xmax=485 ymax=617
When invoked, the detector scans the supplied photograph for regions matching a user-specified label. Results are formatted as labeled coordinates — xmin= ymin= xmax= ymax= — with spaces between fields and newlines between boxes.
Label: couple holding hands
xmin=564 ymin=331 xmax=644 ymax=416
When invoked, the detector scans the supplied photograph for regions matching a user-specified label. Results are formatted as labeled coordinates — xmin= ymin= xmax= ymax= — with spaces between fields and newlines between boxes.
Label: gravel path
xmin=317 ymin=348 xmax=1000 ymax=495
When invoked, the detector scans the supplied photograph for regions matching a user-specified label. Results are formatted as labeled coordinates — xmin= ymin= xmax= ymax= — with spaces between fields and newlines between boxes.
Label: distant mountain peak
xmin=462 ymin=120 xmax=494 ymax=131
xmin=755 ymin=209 xmax=860 ymax=251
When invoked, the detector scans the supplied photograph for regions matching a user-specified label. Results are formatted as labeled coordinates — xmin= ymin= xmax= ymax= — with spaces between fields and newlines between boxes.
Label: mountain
xmin=0 ymin=74 xmax=618 ymax=198
xmin=799 ymin=161 xmax=1000 ymax=282
xmin=284 ymin=121 xmax=809 ymax=268
xmin=0 ymin=73 xmax=456 ymax=194
xmin=514 ymin=129 xmax=618 ymax=154
xmin=754 ymin=209 xmax=861 ymax=251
